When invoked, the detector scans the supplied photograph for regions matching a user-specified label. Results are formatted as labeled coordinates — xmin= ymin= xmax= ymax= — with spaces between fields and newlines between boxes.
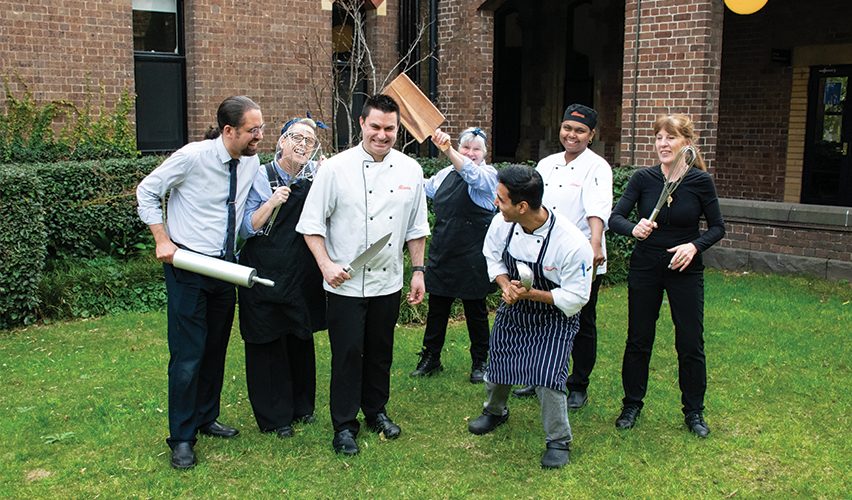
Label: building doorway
xmin=802 ymin=64 xmax=852 ymax=206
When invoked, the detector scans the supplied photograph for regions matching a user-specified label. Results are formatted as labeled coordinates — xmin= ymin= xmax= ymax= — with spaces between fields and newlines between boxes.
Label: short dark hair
xmin=498 ymin=164 xmax=544 ymax=210
xmin=217 ymin=95 xmax=260 ymax=131
xmin=360 ymin=94 xmax=400 ymax=122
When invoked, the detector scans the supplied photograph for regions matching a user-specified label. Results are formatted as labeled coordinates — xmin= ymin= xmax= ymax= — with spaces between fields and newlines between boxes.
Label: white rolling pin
xmin=172 ymin=249 xmax=275 ymax=288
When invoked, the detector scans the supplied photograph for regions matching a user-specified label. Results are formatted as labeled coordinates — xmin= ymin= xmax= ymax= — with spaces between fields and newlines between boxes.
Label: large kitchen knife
xmin=343 ymin=232 xmax=393 ymax=274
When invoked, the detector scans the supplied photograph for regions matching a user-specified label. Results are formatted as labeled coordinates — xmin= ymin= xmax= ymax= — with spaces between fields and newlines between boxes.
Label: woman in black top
xmin=608 ymin=114 xmax=725 ymax=438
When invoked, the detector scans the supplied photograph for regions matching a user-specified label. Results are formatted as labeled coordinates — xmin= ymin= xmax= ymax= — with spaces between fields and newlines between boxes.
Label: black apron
xmin=238 ymin=164 xmax=327 ymax=344
xmin=424 ymin=169 xmax=496 ymax=299
xmin=487 ymin=216 xmax=580 ymax=391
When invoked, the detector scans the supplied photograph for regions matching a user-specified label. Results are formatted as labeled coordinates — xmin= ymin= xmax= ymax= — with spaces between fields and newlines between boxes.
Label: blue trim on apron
xmin=487 ymin=215 xmax=580 ymax=391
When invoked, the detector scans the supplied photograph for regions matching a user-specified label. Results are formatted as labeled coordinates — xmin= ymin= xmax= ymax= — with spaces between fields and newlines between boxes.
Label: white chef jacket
xmin=296 ymin=143 xmax=431 ymax=297
xmin=536 ymin=147 xmax=612 ymax=274
xmin=483 ymin=210 xmax=593 ymax=318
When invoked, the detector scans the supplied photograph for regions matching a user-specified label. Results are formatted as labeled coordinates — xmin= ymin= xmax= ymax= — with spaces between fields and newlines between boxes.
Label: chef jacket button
xmin=537 ymin=240 xmax=541 ymax=243
xmin=545 ymin=183 xmax=549 ymax=186
xmin=383 ymin=267 xmax=386 ymax=271
xmin=390 ymin=189 xmax=394 ymax=193
xmin=368 ymin=268 xmax=371 ymax=272
xmin=389 ymin=216 xmax=393 ymax=219
xmin=559 ymin=185 xmax=562 ymax=187
xmin=369 ymin=190 xmax=372 ymax=194
xmin=370 ymin=216 xmax=373 ymax=220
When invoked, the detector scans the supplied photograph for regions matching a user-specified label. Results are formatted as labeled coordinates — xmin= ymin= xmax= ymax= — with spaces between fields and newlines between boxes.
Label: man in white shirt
xmin=468 ymin=164 xmax=592 ymax=469
xmin=297 ymin=94 xmax=430 ymax=456
xmin=136 ymin=96 xmax=264 ymax=470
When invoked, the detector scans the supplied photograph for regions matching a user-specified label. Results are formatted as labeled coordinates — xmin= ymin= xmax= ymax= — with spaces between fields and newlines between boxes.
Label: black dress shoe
xmin=615 ymin=405 xmax=641 ymax=429
xmin=367 ymin=413 xmax=401 ymax=439
xmin=197 ymin=420 xmax=239 ymax=438
xmin=468 ymin=408 xmax=509 ymax=435
xmin=170 ymin=442 xmax=197 ymax=470
xmin=410 ymin=349 xmax=443 ymax=377
xmin=293 ymin=414 xmax=315 ymax=424
xmin=512 ymin=385 xmax=538 ymax=398
xmin=332 ymin=429 xmax=359 ymax=455
xmin=685 ymin=411 xmax=710 ymax=438
xmin=566 ymin=390 xmax=588 ymax=409
xmin=470 ymin=360 xmax=487 ymax=384
xmin=541 ymin=441 xmax=571 ymax=469
xmin=273 ymin=426 xmax=294 ymax=438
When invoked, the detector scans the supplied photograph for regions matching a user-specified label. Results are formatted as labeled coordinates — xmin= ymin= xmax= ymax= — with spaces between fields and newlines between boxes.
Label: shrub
xmin=601 ymin=164 xmax=637 ymax=285
xmin=0 ymin=164 xmax=46 ymax=329
xmin=0 ymin=72 xmax=137 ymax=163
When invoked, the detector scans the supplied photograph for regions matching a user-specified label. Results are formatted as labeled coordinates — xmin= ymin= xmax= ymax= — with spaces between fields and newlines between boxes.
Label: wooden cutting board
xmin=382 ymin=73 xmax=448 ymax=150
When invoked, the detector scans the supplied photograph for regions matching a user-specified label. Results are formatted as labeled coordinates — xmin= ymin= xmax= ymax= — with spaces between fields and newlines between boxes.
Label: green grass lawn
xmin=1 ymin=270 xmax=850 ymax=499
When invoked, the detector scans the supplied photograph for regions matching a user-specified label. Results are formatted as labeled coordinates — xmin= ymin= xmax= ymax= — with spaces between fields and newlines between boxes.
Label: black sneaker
xmin=470 ymin=359 xmax=487 ymax=384
xmin=685 ymin=411 xmax=710 ymax=438
xmin=409 ymin=349 xmax=443 ymax=377
xmin=615 ymin=405 xmax=641 ymax=429
xmin=468 ymin=408 xmax=509 ymax=435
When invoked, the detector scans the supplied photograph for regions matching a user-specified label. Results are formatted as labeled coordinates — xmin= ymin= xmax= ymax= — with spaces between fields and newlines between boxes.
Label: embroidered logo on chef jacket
xmin=544 ymin=266 xmax=557 ymax=272
xmin=397 ymin=185 xmax=412 ymax=190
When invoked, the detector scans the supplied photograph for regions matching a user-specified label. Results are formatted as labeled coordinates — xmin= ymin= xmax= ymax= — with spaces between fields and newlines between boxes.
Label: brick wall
xmin=435 ymin=0 xmax=494 ymax=157
xmin=715 ymin=0 xmax=852 ymax=202
xmin=620 ymin=0 xmax=723 ymax=170
xmin=0 ymin=0 xmax=135 ymax=123
xmin=0 ymin=0 xmax=333 ymax=154
xmin=184 ymin=0 xmax=332 ymax=150
xmin=365 ymin=2 xmax=398 ymax=94
xmin=717 ymin=221 xmax=852 ymax=261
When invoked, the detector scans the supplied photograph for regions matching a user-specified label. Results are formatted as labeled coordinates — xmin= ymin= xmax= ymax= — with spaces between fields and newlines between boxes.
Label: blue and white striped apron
xmin=487 ymin=216 xmax=580 ymax=391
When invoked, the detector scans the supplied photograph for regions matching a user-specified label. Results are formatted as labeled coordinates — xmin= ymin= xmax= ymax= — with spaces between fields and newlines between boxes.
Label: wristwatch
xmin=412 ymin=266 xmax=426 ymax=273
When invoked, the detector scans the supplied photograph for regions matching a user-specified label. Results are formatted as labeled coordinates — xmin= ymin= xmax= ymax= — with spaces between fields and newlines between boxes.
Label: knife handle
xmin=342 ymin=266 xmax=353 ymax=274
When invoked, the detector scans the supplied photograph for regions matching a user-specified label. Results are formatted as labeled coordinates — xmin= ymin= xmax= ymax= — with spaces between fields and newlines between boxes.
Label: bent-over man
xmin=136 ymin=96 xmax=264 ymax=470
xmin=467 ymin=164 xmax=592 ymax=469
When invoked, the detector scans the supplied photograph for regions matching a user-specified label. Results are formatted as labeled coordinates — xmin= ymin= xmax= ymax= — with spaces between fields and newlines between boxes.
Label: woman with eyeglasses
xmin=237 ymin=116 xmax=328 ymax=439
xmin=409 ymin=127 xmax=499 ymax=384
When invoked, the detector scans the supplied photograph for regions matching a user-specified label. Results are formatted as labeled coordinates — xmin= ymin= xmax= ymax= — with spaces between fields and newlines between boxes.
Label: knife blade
xmin=343 ymin=232 xmax=393 ymax=274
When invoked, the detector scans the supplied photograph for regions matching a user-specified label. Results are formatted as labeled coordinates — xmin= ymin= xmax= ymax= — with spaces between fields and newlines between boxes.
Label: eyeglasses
xmin=246 ymin=123 xmax=266 ymax=137
xmin=284 ymin=133 xmax=318 ymax=149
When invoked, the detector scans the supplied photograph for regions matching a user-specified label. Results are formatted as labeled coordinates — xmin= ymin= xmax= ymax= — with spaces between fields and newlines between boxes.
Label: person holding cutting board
xmin=410 ymin=127 xmax=498 ymax=384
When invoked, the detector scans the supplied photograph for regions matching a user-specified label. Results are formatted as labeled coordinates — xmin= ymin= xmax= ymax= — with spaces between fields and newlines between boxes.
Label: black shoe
xmin=685 ymin=411 xmax=710 ymax=438
xmin=566 ymin=390 xmax=588 ymax=410
xmin=410 ymin=349 xmax=443 ymax=377
xmin=271 ymin=426 xmax=294 ymax=438
xmin=197 ymin=420 xmax=239 ymax=438
xmin=468 ymin=408 xmax=509 ymax=435
xmin=367 ymin=413 xmax=401 ymax=440
xmin=170 ymin=442 xmax=197 ymax=470
xmin=615 ymin=405 xmax=641 ymax=429
xmin=293 ymin=414 xmax=315 ymax=424
xmin=541 ymin=441 xmax=571 ymax=469
xmin=332 ymin=429 xmax=359 ymax=455
xmin=512 ymin=385 xmax=537 ymax=398
xmin=470 ymin=360 xmax=487 ymax=384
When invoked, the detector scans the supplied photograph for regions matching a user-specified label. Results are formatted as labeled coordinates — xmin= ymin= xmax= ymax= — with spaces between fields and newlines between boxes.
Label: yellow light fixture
xmin=724 ymin=0 xmax=768 ymax=15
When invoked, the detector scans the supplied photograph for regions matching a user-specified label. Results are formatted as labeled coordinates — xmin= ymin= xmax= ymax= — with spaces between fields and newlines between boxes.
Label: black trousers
xmin=163 ymin=264 xmax=235 ymax=448
xmin=326 ymin=291 xmax=401 ymax=434
xmin=621 ymin=246 xmax=707 ymax=414
xmin=422 ymin=294 xmax=490 ymax=363
xmin=566 ymin=275 xmax=602 ymax=393
xmin=245 ymin=335 xmax=316 ymax=431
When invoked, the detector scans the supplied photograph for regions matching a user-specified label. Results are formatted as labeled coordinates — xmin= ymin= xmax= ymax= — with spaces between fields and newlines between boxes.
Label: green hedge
xmin=0 ymin=164 xmax=46 ymax=329
xmin=0 ymin=153 xmax=636 ymax=330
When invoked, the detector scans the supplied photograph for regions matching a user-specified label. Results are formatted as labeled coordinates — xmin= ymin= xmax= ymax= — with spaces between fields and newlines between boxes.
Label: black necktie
xmin=224 ymin=158 xmax=239 ymax=262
